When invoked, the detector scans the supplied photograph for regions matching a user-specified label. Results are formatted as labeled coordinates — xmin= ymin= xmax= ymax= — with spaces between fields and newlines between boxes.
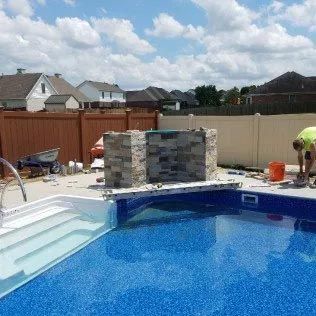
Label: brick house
xmin=247 ymin=72 xmax=316 ymax=105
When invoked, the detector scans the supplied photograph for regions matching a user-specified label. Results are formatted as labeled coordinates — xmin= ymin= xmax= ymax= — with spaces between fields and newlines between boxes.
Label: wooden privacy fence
xmin=0 ymin=108 xmax=158 ymax=177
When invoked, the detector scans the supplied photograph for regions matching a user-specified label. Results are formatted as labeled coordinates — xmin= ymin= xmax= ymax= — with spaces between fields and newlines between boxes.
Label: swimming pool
xmin=0 ymin=190 xmax=316 ymax=315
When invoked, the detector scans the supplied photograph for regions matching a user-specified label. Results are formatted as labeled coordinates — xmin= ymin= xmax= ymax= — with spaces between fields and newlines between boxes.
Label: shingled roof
xmin=0 ymin=73 xmax=42 ymax=100
xmin=171 ymin=90 xmax=198 ymax=105
xmin=44 ymin=94 xmax=78 ymax=104
xmin=251 ymin=71 xmax=316 ymax=95
xmin=80 ymin=81 xmax=125 ymax=93
xmin=48 ymin=76 xmax=90 ymax=102
xmin=126 ymin=89 xmax=159 ymax=102
xmin=146 ymin=86 xmax=174 ymax=100
xmin=127 ymin=87 xmax=174 ymax=102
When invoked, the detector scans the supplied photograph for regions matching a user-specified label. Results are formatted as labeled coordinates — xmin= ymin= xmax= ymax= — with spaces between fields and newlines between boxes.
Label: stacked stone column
xmin=104 ymin=129 xmax=217 ymax=188
xmin=177 ymin=129 xmax=217 ymax=181
xmin=103 ymin=131 xmax=146 ymax=188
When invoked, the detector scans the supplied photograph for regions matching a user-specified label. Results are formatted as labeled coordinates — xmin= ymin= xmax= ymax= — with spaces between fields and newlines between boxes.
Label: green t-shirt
xmin=297 ymin=127 xmax=316 ymax=151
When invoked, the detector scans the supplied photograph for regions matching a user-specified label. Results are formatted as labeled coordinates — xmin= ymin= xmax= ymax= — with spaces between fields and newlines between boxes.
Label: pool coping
xmin=102 ymin=180 xmax=242 ymax=200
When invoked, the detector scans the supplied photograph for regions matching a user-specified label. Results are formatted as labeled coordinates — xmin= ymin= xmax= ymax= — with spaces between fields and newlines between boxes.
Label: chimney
xmin=54 ymin=73 xmax=62 ymax=78
xmin=17 ymin=68 xmax=26 ymax=75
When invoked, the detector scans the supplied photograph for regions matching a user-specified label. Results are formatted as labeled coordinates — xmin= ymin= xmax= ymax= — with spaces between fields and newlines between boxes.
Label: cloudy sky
xmin=0 ymin=0 xmax=315 ymax=90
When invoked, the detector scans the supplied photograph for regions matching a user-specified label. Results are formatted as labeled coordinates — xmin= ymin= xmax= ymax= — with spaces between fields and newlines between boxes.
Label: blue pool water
xmin=1 ymin=191 xmax=316 ymax=315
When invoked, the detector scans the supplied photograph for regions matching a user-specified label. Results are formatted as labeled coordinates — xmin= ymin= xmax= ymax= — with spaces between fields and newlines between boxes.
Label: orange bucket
xmin=269 ymin=161 xmax=285 ymax=182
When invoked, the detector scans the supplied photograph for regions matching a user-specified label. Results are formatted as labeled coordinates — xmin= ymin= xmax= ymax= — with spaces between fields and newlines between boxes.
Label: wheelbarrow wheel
xmin=50 ymin=161 xmax=61 ymax=174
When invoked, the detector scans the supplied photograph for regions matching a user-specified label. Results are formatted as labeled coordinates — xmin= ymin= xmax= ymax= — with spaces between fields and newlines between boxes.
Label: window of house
xmin=289 ymin=95 xmax=296 ymax=103
xmin=102 ymin=91 xmax=105 ymax=99
xmin=41 ymin=83 xmax=46 ymax=94
xmin=110 ymin=92 xmax=112 ymax=99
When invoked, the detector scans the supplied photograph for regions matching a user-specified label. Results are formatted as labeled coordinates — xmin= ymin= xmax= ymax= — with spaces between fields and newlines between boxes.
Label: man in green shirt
xmin=293 ymin=127 xmax=316 ymax=184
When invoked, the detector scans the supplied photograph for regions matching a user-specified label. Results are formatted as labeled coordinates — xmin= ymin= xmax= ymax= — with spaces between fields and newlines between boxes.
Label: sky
xmin=0 ymin=0 xmax=316 ymax=91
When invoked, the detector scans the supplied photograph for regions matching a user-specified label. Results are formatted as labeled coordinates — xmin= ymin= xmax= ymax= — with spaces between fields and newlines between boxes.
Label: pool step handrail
xmin=0 ymin=157 xmax=27 ymax=215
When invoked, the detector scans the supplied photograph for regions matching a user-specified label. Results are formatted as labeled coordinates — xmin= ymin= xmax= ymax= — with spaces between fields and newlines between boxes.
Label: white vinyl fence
xmin=159 ymin=114 xmax=316 ymax=168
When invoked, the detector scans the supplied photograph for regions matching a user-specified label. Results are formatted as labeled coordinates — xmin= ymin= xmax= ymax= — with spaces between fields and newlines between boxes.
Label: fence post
xmin=126 ymin=108 xmax=132 ymax=130
xmin=252 ymin=113 xmax=261 ymax=167
xmin=78 ymin=109 xmax=88 ymax=165
xmin=155 ymin=110 xmax=159 ymax=130
xmin=0 ymin=107 xmax=9 ymax=177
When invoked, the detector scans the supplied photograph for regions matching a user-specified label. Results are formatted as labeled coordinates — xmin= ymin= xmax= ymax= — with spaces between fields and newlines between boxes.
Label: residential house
xmin=126 ymin=86 xmax=179 ymax=110
xmin=0 ymin=69 xmax=57 ymax=111
xmin=77 ymin=81 xmax=126 ymax=108
xmin=170 ymin=90 xmax=199 ymax=108
xmin=44 ymin=95 xmax=80 ymax=112
xmin=47 ymin=74 xmax=91 ymax=108
xmin=247 ymin=72 xmax=316 ymax=105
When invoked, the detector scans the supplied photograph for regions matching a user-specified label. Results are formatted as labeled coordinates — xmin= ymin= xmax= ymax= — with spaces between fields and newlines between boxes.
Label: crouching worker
xmin=293 ymin=127 xmax=316 ymax=186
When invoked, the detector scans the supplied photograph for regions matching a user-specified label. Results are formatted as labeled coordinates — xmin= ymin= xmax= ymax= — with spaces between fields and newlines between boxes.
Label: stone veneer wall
xmin=103 ymin=131 xmax=146 ymax=188
xmin=146 ymin=132 xmax=178 ymax=183
xmin=177 ymin=129 xmax=217 ymax=182
xmin=104 ymin=129 xmax=217 ymax=188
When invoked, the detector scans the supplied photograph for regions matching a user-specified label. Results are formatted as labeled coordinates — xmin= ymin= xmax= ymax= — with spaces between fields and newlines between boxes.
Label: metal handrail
xmin=0 ymin=157 xmax=27 ymax=210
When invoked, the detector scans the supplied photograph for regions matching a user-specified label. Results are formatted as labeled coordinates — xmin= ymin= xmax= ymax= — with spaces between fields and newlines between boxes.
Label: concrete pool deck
xmin=2 ymin=169 xmax=316 ymax=209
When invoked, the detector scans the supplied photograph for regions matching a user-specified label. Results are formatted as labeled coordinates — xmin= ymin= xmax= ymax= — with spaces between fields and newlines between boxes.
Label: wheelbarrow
xmin=17 ymin=148 xmax=61 ymax=175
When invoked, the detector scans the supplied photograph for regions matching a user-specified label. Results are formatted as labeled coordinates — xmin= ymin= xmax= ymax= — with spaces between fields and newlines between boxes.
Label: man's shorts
xmin=305 ymin=151 xmax=311 ymax=160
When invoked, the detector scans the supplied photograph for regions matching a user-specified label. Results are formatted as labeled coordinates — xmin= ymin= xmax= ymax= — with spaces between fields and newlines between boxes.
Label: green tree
xmin=240 ymin=85 xmax=256 ymax=96
xmin=195 ymin=85 xmax=222 ymax=107
xmin=224 ymin=87 xmax=240 ymax=105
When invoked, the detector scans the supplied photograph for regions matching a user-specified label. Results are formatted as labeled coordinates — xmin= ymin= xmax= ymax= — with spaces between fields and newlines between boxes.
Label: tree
xmin=240 ymin=85 xmax=256 ymax=96
xmin=224 ymin=87 xmax=240 ymax=105
xmin=195 ymin=85 xmax=222 ymax=107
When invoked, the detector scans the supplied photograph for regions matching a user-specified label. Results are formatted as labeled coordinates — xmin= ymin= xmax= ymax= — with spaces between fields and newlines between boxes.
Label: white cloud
xmin=192 ymin=0 xmax=257 ymax=31
xmin=64 ymin=0 xmax=75 ymax=6
xmin=56 ymin=17 xmax=101 ymax=48
xmin=277 ymin=0 xmax=316 ymax=31
xmin=37 ymin=0 xmax=46 ymax=5
xmin=1 ymin=1 xmax=316 ymax=91
xmin=146 ymin=13 xmax=185 ymax=38
xmin=203 ymin=23 xmax=313 ymax=54
xmin=92 ymin=17 xmax=155 ymax=55
xmin=6 ymin=0 xmax=33 ymax=17
xmin=267 ymin=1 xmax=284 ymax=14
xmin=146 ymin=13 xmax=205 ymax=41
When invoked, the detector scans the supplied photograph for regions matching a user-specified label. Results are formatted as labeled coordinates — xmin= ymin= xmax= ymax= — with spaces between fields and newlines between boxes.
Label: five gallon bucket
xmin=269 ymin=161 xmax=285 ymax=182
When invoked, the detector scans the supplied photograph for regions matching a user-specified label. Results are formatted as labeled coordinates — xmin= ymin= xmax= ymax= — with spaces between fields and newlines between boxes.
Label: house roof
xmin=127 ymin=87 xmax=174 ymax=103
xmin=146 ymin=86 xmax=173 ymax=100
xmin=44 ymin=94 xmax=78 ymax=104
xmin=48 ymin=76 xmax=91 ymax=102
xmin=80 ymin=81 xmax=125 ymax=93
xmin=126 ymin=90 xmax=141 ymax=99
xmin=126 ymin=89 xmax=159 ymax=102
xmin=0 ymin=73 xmax=42 ymax=100
xmin=170 ymin=90 xmax=198 ymax=104
xmin=251 ymin=71 xmax=316 ymax=95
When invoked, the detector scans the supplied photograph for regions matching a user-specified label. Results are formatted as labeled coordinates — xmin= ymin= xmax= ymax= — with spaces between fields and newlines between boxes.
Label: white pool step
xmin=2 ymin=205 xmax=75 ymax=231
xmin=0 ymin=212 xmax=80 ymax=250
xmin=2 ymin=218 xmax=102 ymax=260
xmin=17 ymin=232 xmax=94 ymax=275
xmin=0 ymin=217 xmax=104 ymax=281
xmin=0 ymin=252 xmax=24 ymax=280
xmin=0 ymin=195 xmax=113 ymax=299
